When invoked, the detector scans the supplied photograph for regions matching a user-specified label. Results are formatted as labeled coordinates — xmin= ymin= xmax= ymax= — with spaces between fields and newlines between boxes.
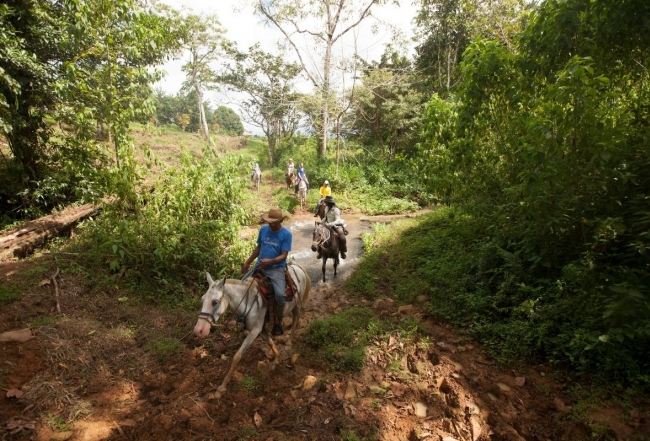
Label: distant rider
xmin=287 ymin=158 xmax=295 ymax=177
xmin=314 ymin=180 xmax=331 ymax=217
xmin=319 ymin=195 xmax=347 ymax=260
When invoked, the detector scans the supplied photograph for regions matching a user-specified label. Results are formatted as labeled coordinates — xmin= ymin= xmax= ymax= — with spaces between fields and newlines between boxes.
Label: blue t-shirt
xmin=257 ymin=225 xmax=292 ymax=269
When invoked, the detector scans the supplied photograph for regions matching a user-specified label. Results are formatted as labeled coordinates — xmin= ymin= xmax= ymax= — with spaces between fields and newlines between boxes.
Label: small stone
xmin=302 ymin=375 xmax=318 ymax=391
xmin=415 ymin=294 xmax=428 ymax=304
xmin=398 ymin=304 xmax=415 ymax=315
xmin=50 ymin=433 xmax=73 ymax=441
xmin=496 ymin=382 xmax=511 ymax=392
xmin=554 ymin=397 xmax=570 ymax=413
xmin=451 ymin=373 xmax=461 ymax=379
xmin=487 ymin=393 xmax=497 ymax=401
xmin=414 ymin=401 xmax=427 ymax=418
xmin=514 ymin=376 xmax=526 ymax=387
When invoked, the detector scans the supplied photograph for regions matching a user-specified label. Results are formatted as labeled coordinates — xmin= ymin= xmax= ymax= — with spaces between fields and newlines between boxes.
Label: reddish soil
xmin=1 ymin=251 xmax=648 ymax=440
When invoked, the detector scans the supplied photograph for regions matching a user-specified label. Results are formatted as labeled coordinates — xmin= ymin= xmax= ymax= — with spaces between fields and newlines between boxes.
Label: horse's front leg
xmin=334 ymin=257 xmax=338 ymax=277
xmin=322 ymin=257 xmax=327 ymax=282
xmin=214 ymin=320 xmax=264 ymax=399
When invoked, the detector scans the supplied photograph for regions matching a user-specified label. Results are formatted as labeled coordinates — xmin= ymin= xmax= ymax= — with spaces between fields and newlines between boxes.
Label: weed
xmin=240 ymin=375 xmax=259 ymax=394
xmin=0 ymin=284 xmax=19 ymax=305
xmin=45 ymin=414 xmax=72 ymax=432
xmin=30 ymin=316 xmax=57 ymax=327
xmin=146 ymin=336 xmax=182 ymax=362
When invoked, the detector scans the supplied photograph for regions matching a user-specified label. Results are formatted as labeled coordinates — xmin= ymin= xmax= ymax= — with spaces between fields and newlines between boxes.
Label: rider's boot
xmin=273 ymin=305 xmax=284 ymax=336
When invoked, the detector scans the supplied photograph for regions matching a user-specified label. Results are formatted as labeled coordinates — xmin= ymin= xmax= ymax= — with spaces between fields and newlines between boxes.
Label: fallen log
xmin=0 ymin=203 xmax=99 ymax=261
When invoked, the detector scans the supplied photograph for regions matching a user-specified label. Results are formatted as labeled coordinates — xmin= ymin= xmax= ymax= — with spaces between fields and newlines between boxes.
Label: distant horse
xmin=194 ymin=265 xmax=311 ymax=398
xmin=298 ymin=178 xmax=308 ymax=209
xmin=311 ymin=222 xmax=340 ymax=282
xmin=315 ymin=201 xmax=326 ymax=220
xmin=251 ymin=168 xmax=262 ymax=192
xmin=285 ymin=171 xmax=296 ymax=191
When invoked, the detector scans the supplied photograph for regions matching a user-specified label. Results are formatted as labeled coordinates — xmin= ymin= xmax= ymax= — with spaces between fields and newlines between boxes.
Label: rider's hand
xmin=259 ymin=258 xmax=270 ymax=268
xmin=241 ymin=262 xmax=250 ymax=274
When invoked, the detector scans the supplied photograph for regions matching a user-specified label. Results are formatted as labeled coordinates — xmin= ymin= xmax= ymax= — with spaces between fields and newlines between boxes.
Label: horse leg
xmin=260 ymin=328 xmax=281 ymax=363
xmin=322 ymin=256 xmax=327 ymax=282
xmin=214 ymin=321 xmax=264 ymax=398
xmin=334 ymin=256 xmax=338 ymax=278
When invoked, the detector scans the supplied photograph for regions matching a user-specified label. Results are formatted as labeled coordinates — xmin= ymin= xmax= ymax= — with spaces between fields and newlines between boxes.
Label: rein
xmin=313 ymin=224 xmax=333 ymax=253
xmin=197 ymin=278 xmax=258 ymax=328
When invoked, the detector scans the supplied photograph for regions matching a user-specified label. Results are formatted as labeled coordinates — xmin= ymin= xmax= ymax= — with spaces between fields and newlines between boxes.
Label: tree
xmin=218 ymin=43 xmax=302 ymax=165
xmin=213 ymin=106 xmax=244 ymax=136
xmin=257 ymin=0 xmax=386 ymax=157
xmin=179 ymin=12 xmax=223 ymax=141
xmin=347 ymin=49 xmax=423 ymax=157
xmin=414 ymin=0 xmax=529 ymax=96
xmin=0 ymin=0 xmax=180 ymax=214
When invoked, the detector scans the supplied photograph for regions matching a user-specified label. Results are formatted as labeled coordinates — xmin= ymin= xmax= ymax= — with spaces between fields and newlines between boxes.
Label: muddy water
xmin=284 ymin=210 xmax=432 ymax=288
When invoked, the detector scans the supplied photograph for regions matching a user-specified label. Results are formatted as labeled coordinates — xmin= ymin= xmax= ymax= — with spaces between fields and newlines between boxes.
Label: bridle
xmin=198 ymin=296 xmax=223 ymax=327
xmin=197 ymin=277 xmax=258 ymax=328
xmin=312 ymin=223 xmax=333 ymax=253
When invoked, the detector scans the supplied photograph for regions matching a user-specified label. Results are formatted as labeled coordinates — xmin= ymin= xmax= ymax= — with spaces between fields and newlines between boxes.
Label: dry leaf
xmin=39 ymin=279 xmax=50 ymax=287
xmin=6 ymin=389 xmax=24 ymax=399
xmin=253 ymin=412 xmax=262 ymax=427
xmin=0 ymin=329 xmax=34 ymax=342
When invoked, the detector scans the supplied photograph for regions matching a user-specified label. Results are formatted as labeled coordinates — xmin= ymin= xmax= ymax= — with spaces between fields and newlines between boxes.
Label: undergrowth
xmin=302 ymin=307 xmax=426 ymax=372
xmin=347 ymin=206 xmax=650 ymax=392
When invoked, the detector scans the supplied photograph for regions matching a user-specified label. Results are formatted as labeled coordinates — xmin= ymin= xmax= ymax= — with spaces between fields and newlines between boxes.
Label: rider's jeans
xmin=243 ymin=266 xmax=286 ymax=307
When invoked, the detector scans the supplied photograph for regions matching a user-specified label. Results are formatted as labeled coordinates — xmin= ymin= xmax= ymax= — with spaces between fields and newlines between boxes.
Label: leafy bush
xmin=64 ymin=149 xmax=253 ymax=301
xmin=348 ymin=208 xmax=650 ymax=389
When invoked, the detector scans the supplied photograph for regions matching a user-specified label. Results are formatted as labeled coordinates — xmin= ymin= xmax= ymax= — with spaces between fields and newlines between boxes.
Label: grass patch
xmin=146 ymin=336 xmax=183 ymax=362
xmin=30 ymin=316 xmax=57 ymax=327
xmin=239 ymin=375 xmax=259 ymax=394
xmin=302 ymin=307 xmax=425 ymax=372
xmin=0 ymin=284 xmax=19 ymax=305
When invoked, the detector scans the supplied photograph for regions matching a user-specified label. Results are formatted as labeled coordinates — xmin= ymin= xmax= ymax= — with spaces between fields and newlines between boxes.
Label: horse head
xmin=194 ymin=272 xmax=228 ymax=339
xmin=311 ymin=222 xmax=328 ymax=252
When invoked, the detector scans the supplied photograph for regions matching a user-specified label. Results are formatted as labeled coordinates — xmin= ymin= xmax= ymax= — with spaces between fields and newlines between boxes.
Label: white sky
xmin=154 ymin=0 xmax=419 ymax=133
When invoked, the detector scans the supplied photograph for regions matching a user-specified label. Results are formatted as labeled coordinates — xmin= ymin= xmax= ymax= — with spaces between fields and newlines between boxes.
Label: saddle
xmin=252 ymin=267 xmax=298 ymax=306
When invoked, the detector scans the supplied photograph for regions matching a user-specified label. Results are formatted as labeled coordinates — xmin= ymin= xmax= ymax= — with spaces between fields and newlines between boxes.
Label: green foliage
xmin=239 ymin=375 xmax=259 ymax=393
xmin=0 ymin=0 xmax=181 ymax=221
xmin=0 ymin=284 xmax=19 ymax=305
xmin=147 ymin=336 xmax=182 ymax=362
xmin=303 ymin=307 xmax=425 ymax=372
xmin=350 ymin=206 xmax=650 ymax=388
xmin=213 ymin=106 xmax=244 ymax=136
xmin=63 ymin=150 xmax=253 ymax=300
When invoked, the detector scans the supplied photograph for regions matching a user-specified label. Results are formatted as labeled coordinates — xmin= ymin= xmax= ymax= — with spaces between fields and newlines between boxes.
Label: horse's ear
xmin=206 ymin=272 xmax=214 ymax=286
xmin=221 ymin=275 xmax=227 ymax=286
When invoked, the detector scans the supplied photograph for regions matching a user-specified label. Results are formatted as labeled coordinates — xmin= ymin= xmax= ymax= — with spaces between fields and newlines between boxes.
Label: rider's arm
xmin=242 ymin=245 xmax=260 ymax=273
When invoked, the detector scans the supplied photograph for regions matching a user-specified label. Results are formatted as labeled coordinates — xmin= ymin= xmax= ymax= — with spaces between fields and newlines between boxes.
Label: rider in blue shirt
xmin=242 ymin=208 xmax=292 ymax=335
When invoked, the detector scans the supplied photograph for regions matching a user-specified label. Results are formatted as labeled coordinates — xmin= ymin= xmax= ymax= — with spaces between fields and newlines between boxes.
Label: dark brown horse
xmin=285 ymin=171 xmax=296 ymax=190
xmin=311 ymin=222 xmax=340 ymax=282
xmin=315 ymin=201 xmax=326 ymax=220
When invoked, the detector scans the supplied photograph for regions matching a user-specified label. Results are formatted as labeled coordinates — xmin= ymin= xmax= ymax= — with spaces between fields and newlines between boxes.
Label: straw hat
xmin=261 ymin=208 xmax=286 ymax=224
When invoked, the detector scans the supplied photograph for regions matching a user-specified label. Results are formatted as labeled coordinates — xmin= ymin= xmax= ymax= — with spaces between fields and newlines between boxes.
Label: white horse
xmin=298 ymin=178 xmax=308 ymax=209
xmin=193 ymin=264 xmax=311 ymax=398
xmin=251 ymin=167 xmax=261 ymax=192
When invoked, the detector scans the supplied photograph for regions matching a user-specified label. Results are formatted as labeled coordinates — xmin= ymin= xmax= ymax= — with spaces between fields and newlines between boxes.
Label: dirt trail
xmin=0 ymin=200 xmax=645 ymax=440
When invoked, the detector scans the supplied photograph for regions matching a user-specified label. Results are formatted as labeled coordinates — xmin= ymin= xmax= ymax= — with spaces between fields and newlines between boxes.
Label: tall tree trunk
xmin=195 ymin=86 xmax=209 ymax=140
xmin=318 ymin=37 xmax=332 ymax=158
